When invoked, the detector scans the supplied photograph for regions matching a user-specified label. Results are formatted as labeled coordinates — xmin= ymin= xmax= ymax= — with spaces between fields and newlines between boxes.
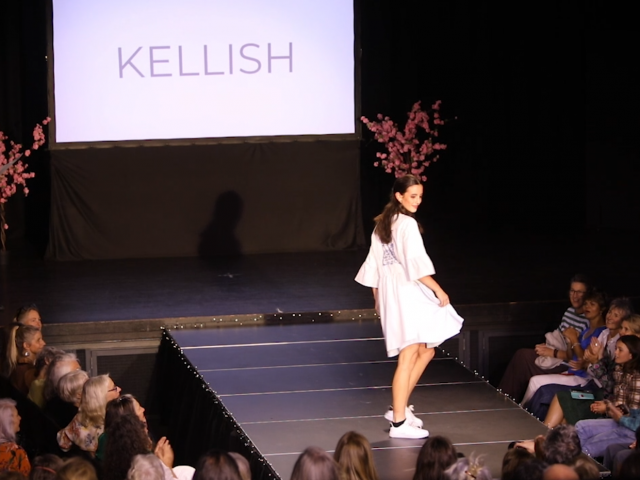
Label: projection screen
xmin=49 ymin=0 xmax=356 ymax=145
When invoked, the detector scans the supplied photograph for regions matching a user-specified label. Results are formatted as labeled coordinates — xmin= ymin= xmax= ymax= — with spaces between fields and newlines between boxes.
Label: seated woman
xmin=96 ymin=393 xmax=148 ymax=463
xmin=621 ymin=314 xmax=640 ymax=337
xmin=43 ymin=353 xmax=83 ymax=428
xmin=544 ymin=308 xmax=637 ymax=428
xmin=575 ymin=335 xmax=640 ymax=458
xmin=333 ymin=431 xmax=379 ymax=480
xmin=3 ymin=324 xmax=46 ymax=395
xmin=102 ymin=395 xmax=177 ymax=480
xmin=28 ymin=346 xmax=64 ymax=408
xmin=522 ymin=290 xmax=607 ymax=405
xmin=57 ymin=374 xmax=120 ymax=456
xmin=413 ymin=435 xmax=458 ymax=480
xmin=0 ymin=398 xmax=31 ymax=475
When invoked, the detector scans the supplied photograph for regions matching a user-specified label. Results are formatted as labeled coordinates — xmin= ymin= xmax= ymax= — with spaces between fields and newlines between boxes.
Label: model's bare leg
xmin=406 ymin=344 xmax=435 ymax=403
xmin=392 ymin=344 xmax=420 ymax=422
xmin=544 ymin=395 xmax=565 ymax=428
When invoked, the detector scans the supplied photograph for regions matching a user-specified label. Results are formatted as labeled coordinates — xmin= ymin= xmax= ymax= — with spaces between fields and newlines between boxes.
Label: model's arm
xmin=372 ymin=287 xmax=379 ymax=315
xmin=418 ymin=275 xmax=450 ymax=306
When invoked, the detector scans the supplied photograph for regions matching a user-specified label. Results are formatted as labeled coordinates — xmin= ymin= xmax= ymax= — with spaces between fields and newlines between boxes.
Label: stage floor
xmin=171 ymin=320 xmax=548 ymax=480
xmin=3 ymin=229 xmax=640 ymax=325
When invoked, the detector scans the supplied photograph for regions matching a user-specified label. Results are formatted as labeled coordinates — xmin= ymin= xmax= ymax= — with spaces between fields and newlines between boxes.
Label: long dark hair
xmin=619 ymin=335 xmax=640 ymax=374
xmin=102 ymin=413 xmax=152 ymax=480
xmin=374 ymin=175 xmax=422 ymax=245
xmin=413 ymin=435 xmax=458 ymax=480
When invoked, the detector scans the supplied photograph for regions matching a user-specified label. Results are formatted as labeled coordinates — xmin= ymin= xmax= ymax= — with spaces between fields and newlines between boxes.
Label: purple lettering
xmin=204 ymin=45 xmax=224 ymax=75
xmin=149 ymin=46 xmax=172 ymax=77
xmin=179 ymin=46 xmax=199 ymax=76
xmin=118 ymin=47 xmax=144 ymax=78
xmin=239 ymin=44 xmax=261 ymax=74
xmin=229 ymin=44 xmax=233 ymax=75
xmin=268 ymin=43 xmax=293 ymax=73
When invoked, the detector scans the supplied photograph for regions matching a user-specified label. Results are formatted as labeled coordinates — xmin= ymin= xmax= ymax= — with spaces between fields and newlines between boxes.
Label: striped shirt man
xmin=558 ymin=307 xmax=589 ymax=333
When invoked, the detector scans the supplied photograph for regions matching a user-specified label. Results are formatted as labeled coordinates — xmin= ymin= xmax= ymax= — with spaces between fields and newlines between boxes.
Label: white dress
xmin=355 ymin=214 xmax=464 ymax=357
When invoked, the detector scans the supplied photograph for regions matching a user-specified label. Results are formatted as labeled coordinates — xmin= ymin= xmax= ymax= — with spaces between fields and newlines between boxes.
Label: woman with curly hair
xmin=103 ymin=401 xmax=175 ymax=480
xmin=333 ymin=431 xmax=379 ymax=480
xmin=57 ymin=374 xmax=120 ymax=455
xmin=96 ymin=394 xmax=147 ymax=463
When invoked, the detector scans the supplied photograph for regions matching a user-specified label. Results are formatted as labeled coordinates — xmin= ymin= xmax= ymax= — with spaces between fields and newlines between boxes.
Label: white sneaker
xmin=389 ymin=421 xmax=430 ymax=439
xmin=384 ymin=405 xmax=424 ymax=428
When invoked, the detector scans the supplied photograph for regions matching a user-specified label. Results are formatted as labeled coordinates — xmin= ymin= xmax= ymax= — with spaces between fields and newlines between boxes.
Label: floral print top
xmin=0 ymin=442 xmax=31 ymax=475
xmin=57 ymin=414 xmax=104 ymax=454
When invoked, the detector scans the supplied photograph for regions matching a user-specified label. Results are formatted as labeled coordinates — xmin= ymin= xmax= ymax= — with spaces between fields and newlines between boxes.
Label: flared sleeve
xmin=397 ymin=217 xmax=435 ymax=281
xmin=355 ymin=247 xmax=379 ymax=288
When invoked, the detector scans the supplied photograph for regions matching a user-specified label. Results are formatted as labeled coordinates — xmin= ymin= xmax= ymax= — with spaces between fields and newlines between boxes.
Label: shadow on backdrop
xmin=198 ymin=191 xmax=244 ymax=268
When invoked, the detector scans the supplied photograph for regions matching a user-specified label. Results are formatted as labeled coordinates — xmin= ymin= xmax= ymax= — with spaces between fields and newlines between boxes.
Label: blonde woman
xmin=620 ymin=314 xmax=640 ymax=337
xmin=57 ymin=374 xmax=121 ymax=455
xmin=3 ymin=324 xmax=46 ymax=395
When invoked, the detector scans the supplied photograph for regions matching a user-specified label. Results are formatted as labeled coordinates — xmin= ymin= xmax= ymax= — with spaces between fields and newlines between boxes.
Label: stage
xmin=159 ymin=320 xmax=547 ymax=480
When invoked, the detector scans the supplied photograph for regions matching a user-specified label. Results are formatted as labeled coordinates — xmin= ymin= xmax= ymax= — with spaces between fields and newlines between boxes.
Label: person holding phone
xmin=575 ymin=336 xmax=640 ymax=458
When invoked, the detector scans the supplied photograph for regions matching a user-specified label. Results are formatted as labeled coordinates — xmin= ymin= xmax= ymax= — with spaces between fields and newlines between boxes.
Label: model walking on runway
xmin=356 ymin=175 xmax=464 ymax=439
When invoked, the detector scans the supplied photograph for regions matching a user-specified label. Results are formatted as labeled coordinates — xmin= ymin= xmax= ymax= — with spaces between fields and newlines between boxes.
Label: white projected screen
xmin=51 ymin=0 xmax=355 ymax=143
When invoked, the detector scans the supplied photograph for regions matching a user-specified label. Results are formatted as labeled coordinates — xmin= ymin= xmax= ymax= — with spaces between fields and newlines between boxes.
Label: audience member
xmin=413 ymin=435 xmax=457 ymax=480
xmin=499 ymin=275 xmax=591 ymax=402
xmin=0 ymin=398 xmax=31 ymax=475
xmin=43 ymin=353 xmax=81 ymax=403
xmin=621 ymin=314 xmax=640 ymax=337
xmin=45 ymin=369 xmax=88 ymax=432
xmin=290 ymin=447 xmax=339 ymax=480
xmin=541 ymin=424 xmax=582 ymax=466
xmin=227 ymin=453 xmax=250 ymax=480
xmin=511 ymin=458 xmax=546 ymax=480
xmin=28 ymin=347 xmax=64 ymax=408
xmin=30 ymin=454 xmax=63 ymax=480
xmin=570 ymin=456 xmax=600 ymax=480
xmin=3 ymin=325 xmax=46 ymax=395
xmin=12 ymin=305 xmax=43 ymax=329
xmin=445 ymin=455 xmax=491 ymax=480
xmin=575 ymin=336 xmax=640 ymax=458
xmin=193 ymin=450 xmax=243 ymax=480
xmin=57 ymin=374 xmax=120 ymax=455
xmin=333 ymin=431 xmax=379 ymax=480
xmin=501 ymin=447 xmax=534 ymax=480
xmin=522 ymin=290 xmax=607 ymax=405
xmin=618 ymin=450 xmax=640 ymax=479
xmin=127 ymin=454 xmax=165 ymax=480
xmin=541 ymin=464 xmax=578 ymax=480
xmin=546 ymin=335 xmax=640 ymax=428
xmin=55 ymin=457 xmax=98 ymax=480
xmin=102 ymin=410 xmax=154 ymax=480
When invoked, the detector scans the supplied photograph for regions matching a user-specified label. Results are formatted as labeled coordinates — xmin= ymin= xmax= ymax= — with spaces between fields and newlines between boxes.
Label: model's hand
xmin=535 ymin=344 xmax=553 ymax=357
xmin=435 ymin=289 xmax=450 ymax=307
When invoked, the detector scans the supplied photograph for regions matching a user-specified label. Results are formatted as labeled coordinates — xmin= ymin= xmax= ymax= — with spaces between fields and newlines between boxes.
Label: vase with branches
xmin=361 ymin=101 xmax=447 ymax=180
xmin=0 ymin=118 xmax=50 ymax=252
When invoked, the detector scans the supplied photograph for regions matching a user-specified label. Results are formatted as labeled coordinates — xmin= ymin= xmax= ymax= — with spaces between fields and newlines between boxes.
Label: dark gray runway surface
xmin=173 ymin=320 xmax=548 ymax=480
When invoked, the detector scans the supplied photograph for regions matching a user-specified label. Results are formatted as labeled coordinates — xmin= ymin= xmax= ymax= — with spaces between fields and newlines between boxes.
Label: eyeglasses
xmin=107 ymin=385 xmax=119 ymax=392
xmin=569 ymin=289 xmax=587 ymax=295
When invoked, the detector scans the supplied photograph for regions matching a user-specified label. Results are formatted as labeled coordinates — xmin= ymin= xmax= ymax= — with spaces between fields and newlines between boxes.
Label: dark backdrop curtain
xmin=47 ymin=141 xmax=364 ymax=259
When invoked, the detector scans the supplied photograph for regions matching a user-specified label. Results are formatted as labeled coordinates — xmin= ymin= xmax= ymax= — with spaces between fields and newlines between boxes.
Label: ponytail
xmin=374 ymin=175 xmax=423 ymax=244
xmin=3 ymin=324 xmax=20 ymax=377
xmin=2 ymin=324 xmax=39 ymax=377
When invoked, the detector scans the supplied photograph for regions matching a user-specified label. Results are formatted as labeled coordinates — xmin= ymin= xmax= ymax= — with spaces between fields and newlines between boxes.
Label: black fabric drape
xmin=47 ymin=141 xmax=364 ymax=260
xmin=154 ymin=330 xmax=278 ymax=480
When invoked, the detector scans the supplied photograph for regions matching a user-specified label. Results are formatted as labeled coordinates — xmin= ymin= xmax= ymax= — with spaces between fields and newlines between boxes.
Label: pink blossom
xmin=24 ymin=150 xmax=31 ymax=157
